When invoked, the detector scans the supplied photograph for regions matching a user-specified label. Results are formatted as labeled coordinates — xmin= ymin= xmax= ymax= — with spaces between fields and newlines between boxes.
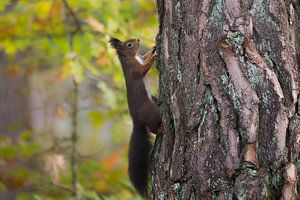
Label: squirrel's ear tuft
xmin=109 ymin=37 xmax=122 ymax=48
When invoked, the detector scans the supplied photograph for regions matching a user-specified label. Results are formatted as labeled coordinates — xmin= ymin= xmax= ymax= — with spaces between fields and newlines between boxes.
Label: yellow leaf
xmin=2 ymin=40 xmax=17 ymax=55
xmin=59 ymin=57 xmax=84 ymax=83
xmin=34 ymin=1 xmax=52 ymax=19
xmin=85 ymin=16 xmax=106 ymax=33
xmin=97 ymin=51 xmax=110 ymax=66
xmin=49 ymin=0 xmax=62 ymax=19
xmin=95 ymin=181 xmax=109 ymax=192
xmin=58 ymin=62 xmax=71 ymax=80
xmin=71 ymin=60 xmax=84 ymax=83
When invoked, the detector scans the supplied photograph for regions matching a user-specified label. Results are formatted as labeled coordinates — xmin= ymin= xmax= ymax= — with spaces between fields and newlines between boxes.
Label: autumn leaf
xmin=101 ymin=150 xmax=122 ymax=170
xmin=85 ymin=16 xmax=106 ymax=33
xmin=45 ymin=154 xmax=67 ymax=184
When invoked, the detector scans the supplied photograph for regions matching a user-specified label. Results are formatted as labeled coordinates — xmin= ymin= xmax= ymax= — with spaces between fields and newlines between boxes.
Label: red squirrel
xmin=109 ymin=37 xmax=162 ymax=197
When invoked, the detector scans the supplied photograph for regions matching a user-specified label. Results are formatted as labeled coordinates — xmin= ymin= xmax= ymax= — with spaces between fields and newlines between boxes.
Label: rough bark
xmin=151 ymin=0 xmax=300 ymax=199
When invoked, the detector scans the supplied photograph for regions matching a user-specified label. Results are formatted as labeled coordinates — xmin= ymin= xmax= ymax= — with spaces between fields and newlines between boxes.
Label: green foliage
xmin=86 ymin=110 xmax=105 ymax=127
xmin=0 ymin=0 xmax=158 ymax=199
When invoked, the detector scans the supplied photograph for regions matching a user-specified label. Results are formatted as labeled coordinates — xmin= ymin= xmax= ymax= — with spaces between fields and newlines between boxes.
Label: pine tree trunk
xmin=151 ymin=0 xmax=300 ymax=199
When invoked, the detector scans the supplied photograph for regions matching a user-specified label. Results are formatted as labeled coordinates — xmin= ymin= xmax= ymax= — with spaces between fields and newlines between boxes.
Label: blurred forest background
xmin=0 ymin=0 xmax=158 ymax=199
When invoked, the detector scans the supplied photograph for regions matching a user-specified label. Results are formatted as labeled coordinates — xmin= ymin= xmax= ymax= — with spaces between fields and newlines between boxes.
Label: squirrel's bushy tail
xmin=128 ymin=121 xmax=151 ymax=197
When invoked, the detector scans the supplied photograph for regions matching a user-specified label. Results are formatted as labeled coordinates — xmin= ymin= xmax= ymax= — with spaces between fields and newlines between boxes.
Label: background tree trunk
xmin=151 ymin=0 xmax=300 ymax=199
xmin=0 ymin=51 xmax=30 ymax=200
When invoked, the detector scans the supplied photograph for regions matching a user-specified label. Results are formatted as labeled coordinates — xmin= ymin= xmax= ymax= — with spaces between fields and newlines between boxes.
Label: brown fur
xmin=109 ymin=37 xmax=162 ymax=197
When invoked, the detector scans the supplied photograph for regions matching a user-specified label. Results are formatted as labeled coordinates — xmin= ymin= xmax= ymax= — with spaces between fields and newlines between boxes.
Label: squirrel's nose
xmin=137 ymin=38 xmax=140 ymax=42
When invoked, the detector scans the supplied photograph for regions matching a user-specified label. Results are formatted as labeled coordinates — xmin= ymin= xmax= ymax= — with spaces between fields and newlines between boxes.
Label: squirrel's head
xmin=109 ymin=37 xmax=140 ymax=57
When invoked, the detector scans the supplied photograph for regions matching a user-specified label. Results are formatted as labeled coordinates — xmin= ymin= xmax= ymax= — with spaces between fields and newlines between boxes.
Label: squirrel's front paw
xmin=151 ymin=46 xmax=156 ymax=54
xmin=154 ymin=124 xmax=164 ymax=135
xmin=150 ymin=53 xmax=156 ymax=62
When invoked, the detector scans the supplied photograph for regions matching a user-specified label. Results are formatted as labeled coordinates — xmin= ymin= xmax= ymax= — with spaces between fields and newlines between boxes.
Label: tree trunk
xmin=151 ymin=0 xmax=300 ymax=199
xmin=0 ymin=51 xmax=30 ymax=199
xmin=0 ymin=51 xmax=30 ymax=143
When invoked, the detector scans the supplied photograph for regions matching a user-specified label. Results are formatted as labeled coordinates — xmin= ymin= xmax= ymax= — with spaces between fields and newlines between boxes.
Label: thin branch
xmin=61 ymin=0 xmax=82 ymax=33
xmin=61 ymin=0 xmax=81 ymax=199
xmin=51 ymin=182 xmax=74 ymax=193
xmin=0 ymin=0 xmax=19 ymax=15
xmin=16 ymin=182 xmax=73 ymax=193
xmin=70 ymin=77 xmax=78 ymax=199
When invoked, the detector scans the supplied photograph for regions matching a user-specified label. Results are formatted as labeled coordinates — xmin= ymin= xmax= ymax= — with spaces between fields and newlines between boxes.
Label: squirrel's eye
xmin=127 ymin=42 xmax=133 ymax=48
